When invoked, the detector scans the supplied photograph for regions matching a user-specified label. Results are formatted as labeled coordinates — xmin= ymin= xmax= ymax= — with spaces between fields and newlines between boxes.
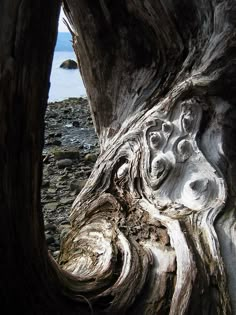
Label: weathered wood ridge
xmin=0 ymin=0 xmax=236 ymax=314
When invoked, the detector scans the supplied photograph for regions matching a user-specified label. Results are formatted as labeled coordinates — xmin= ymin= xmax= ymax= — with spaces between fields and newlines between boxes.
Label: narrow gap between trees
xmin=41 ymin=11 xmax=100 ymax=259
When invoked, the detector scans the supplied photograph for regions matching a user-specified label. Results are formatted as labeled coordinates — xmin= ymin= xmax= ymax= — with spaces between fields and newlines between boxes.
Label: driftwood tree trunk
xmin=61 ymin=0 xmax=236 ymax=314
xmin=0 ymin=1 xmax=89 ymax=314
xmin=1 ymin=0 xmax=236 ymax=314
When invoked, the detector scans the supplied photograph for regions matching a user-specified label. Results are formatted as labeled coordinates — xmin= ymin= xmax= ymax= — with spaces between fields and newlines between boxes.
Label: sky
xmin=58 ymin=9 xmax=69 ymax=32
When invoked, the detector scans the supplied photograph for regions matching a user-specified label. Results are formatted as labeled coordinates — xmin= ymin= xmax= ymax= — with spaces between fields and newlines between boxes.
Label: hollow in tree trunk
xmin=1 ymin=0 xmax=236 ymax=314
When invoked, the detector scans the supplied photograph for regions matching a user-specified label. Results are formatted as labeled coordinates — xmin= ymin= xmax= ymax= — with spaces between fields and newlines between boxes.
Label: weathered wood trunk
xmin=61 ymin=0 xmax=236 ymax=314
xmin=0 ymin=1 xmax=88 ymax=314
xmin=1 ymin=0 xmax=236 ymax=314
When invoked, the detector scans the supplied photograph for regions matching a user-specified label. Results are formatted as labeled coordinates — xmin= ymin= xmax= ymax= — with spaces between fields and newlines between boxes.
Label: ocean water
xmin=48 ymin=33 xmax=86 ymax=102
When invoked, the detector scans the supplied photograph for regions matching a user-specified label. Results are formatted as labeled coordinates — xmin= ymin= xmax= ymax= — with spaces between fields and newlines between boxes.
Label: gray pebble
xmin=57 ymin=159 xmax=73 ymax=169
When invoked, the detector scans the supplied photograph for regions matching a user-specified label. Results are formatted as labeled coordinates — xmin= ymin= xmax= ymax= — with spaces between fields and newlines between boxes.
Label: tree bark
xmin=0 ymin=1 xmax=88 ymax=314
xmin=1 ymin=0 xmax=236 ymax=314
xmin=61 ymin=0 xmax=236 ymax=314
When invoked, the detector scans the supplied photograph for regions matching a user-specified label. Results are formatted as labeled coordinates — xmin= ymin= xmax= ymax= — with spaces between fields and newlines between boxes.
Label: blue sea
xmin=49 ymin=32 xmax=86 ymax=102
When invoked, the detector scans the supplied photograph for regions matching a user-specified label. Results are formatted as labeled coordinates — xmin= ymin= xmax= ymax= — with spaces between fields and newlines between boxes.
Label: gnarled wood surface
xmin=60 ymin=0 xmax=236 ymax=314
xmin=1 ymin=0 xmax=236 ymax=314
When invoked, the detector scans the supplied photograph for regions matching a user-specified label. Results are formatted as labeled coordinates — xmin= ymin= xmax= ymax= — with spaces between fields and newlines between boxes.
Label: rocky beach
xmin=42 ymin=97 xmax=99 ymax=260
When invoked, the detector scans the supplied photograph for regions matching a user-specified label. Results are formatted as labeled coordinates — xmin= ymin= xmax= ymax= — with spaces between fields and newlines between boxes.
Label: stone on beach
xmin=56 ymin=159 xmax=73 ymax=169
xmin=60 ymin=59 xmax=78 ymax=69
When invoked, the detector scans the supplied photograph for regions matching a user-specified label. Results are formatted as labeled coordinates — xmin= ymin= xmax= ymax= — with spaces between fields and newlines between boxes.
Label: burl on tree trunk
xmin=0 ymin=0 xmax=236 ymax=314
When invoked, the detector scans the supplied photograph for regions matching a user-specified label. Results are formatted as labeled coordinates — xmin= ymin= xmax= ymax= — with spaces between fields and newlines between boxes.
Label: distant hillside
xmin=55 ymin=32 xmax=73 ymax=52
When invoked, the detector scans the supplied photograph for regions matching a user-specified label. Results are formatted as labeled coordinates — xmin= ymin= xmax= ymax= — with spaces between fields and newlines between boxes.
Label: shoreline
xmin=43 ymin=97 xmax=99 ymax=259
